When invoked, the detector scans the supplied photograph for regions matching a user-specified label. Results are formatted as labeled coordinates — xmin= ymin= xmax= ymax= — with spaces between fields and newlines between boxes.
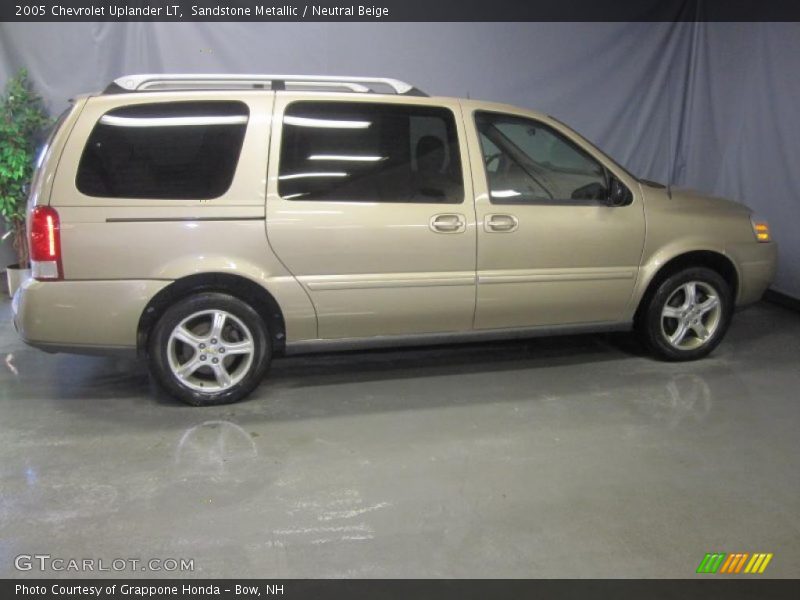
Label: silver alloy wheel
xmin=660 ymin=281 xmax=722 ymax=350
xmin=167 ymin=309 xmax=255 ymax=393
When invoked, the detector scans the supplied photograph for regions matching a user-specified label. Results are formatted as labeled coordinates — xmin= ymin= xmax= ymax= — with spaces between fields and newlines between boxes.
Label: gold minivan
xmin=13 ymin=74 xmax=777 ymax=405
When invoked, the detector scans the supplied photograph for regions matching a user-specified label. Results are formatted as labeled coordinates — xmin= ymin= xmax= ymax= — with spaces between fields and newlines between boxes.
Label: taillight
xmin=29 ymin=205 xmax=63 ymax=280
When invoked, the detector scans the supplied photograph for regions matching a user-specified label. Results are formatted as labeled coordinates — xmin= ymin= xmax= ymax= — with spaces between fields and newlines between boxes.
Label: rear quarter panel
xmin=46 ymin=91 xmax=317 ymax=342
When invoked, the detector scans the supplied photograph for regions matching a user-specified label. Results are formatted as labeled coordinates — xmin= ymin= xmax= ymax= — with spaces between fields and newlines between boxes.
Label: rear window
xmin=278 ymin=101 xmax=464 ymax=203
xmin=28 ymin=107 xmax=70 ymax=201
xmin=76 ymin=101 xmax=248 ymax=199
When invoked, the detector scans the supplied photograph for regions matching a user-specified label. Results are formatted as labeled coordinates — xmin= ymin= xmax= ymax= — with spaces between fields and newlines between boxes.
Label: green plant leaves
xmin=0 ymin=68 xmax=52 ymax=266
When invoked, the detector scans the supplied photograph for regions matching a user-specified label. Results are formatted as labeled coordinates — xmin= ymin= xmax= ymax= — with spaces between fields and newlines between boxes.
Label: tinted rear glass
xmin=76 ymin=101 xmax=248 ymax=199
xmin=278 ymin=101 xmax=463 ymax=203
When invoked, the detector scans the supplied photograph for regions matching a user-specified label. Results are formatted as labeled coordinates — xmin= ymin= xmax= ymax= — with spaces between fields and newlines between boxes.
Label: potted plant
xmin=1 ymin=69 xmax=51 ymax=296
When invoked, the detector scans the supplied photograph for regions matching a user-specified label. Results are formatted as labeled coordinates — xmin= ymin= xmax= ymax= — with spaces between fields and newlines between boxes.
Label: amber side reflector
xmin=752 ymin=221 xmax=771 ymax=242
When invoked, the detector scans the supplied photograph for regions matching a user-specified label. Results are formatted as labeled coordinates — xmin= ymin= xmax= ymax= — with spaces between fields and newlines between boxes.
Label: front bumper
xmin=728 ymin=241 xmax=778 ymax=306
xmin=13 ymin=277 xmax=169 ymax=356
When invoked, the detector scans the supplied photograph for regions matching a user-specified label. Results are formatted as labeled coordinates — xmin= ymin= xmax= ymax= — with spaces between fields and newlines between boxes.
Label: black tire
xmin=148 ymin=292 xmax=271 ymax=406
xmin=637 ymin=267 xmax=733 ymax=361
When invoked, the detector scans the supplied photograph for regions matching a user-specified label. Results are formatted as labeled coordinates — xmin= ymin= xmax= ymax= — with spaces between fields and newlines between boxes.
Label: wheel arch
xmin=634 ymin=250 xmax=740 ymax=325
xmin=137 ymin=272 xmax=287 ymax=357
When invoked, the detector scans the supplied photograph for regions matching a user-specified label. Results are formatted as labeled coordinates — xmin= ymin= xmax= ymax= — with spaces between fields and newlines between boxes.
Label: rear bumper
xmin=12 ymin=278 xmax=169 ymax=356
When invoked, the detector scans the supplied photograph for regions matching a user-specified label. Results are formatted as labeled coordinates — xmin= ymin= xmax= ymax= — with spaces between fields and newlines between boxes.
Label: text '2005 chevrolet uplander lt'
xmin=13 ymin=74 xmax=777 ymax=405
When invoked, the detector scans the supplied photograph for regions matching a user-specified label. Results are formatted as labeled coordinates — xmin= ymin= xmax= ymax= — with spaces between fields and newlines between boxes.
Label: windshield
xmin=546 ymin=115 xmax=639 ymax=182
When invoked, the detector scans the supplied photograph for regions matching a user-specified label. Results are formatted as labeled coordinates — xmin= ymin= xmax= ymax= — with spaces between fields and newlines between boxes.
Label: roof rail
xmin=106 ymin=74 xmax=428 ymax=96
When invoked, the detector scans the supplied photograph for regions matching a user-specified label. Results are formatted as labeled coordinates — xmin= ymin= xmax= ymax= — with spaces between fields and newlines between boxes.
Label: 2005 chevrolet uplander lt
xmin=13 ymin=74 xmax=777 ymax=405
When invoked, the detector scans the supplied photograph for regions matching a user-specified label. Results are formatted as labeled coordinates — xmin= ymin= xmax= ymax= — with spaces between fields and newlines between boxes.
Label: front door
xmin=266 ymin=95 xmax=476 ymax=339
xmin=464 ymin=106 xmax=646 ymax=330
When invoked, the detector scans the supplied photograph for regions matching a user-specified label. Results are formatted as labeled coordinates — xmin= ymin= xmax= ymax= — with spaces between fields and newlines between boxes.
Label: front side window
xmin=475 ymin=112 xmax=609 ymax=205
xmin=278 ymin=101 xmax=464 ymax=203
xmin=76 ymin=101 xmax=249 ymax=199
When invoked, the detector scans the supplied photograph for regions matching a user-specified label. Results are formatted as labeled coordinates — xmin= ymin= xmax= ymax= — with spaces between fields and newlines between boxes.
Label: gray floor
xmin=1 ymin=298 xmax=798 ymax=579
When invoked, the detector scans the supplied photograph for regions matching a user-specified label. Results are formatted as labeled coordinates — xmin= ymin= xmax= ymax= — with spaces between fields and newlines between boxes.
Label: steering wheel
xmin=484 ymin=152 xmax=503 ymax=171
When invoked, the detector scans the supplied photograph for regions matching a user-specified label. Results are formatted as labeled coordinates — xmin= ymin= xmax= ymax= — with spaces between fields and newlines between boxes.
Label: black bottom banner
xmin=5 ymin=579 xmax=800 ymax=600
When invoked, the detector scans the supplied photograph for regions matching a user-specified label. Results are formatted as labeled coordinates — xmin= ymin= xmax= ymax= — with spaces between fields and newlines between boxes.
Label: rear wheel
xmin=638 ymin=267 xmax=732 ymax=361
xmin=148 ymin=293 xmax=271 ymax=406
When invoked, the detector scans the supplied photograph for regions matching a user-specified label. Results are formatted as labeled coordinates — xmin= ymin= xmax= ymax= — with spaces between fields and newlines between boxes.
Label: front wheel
xmin=148 ymin=293 xmax=271 ymax=406
xmin=638 ymin=267 xmax=732 ymax=361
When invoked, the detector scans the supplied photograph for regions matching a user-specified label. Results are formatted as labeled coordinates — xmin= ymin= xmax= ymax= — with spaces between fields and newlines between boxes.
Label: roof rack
xmin=106 ymin=74 xmax=428 ymax=96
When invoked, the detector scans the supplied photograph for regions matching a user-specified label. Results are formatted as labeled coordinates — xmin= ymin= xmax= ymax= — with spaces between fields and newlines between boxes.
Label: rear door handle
xmin=430 ymin=213 xmax=466 ymax=234
xmin=485 ymin=214 xmax=519 ymax=233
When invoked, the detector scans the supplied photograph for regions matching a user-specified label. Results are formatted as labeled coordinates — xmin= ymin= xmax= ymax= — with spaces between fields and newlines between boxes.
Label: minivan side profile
xmin=13 ymin=74 xmax=777 ymax=405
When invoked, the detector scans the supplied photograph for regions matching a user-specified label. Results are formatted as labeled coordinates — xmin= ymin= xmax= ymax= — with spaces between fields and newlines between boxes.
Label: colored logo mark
xmin=696 ymin=552 xmax=773 ymax=574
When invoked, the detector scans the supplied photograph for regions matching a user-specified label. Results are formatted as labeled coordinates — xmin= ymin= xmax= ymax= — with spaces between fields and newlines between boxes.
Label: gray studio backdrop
xmin=1 ymin=22 xmax=798 ymax=298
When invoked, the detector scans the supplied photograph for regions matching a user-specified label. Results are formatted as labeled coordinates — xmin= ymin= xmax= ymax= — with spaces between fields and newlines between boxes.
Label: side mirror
xmin=606 ymin=175 xmax=632 ymax=207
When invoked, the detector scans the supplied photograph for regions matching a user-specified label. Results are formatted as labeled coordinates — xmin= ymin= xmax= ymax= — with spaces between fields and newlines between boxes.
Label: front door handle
xmin=485 ymin=214 xmax=519 ymax=233
xmin=430 ymin=213 xmax=466 ymax=234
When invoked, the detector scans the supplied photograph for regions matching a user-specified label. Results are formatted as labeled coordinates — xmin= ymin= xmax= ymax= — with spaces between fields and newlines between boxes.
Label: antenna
xmin=667 ymin=21 xmax=697 ymax=200
xmin=666 ymin=58 xmax=674 ymax=199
